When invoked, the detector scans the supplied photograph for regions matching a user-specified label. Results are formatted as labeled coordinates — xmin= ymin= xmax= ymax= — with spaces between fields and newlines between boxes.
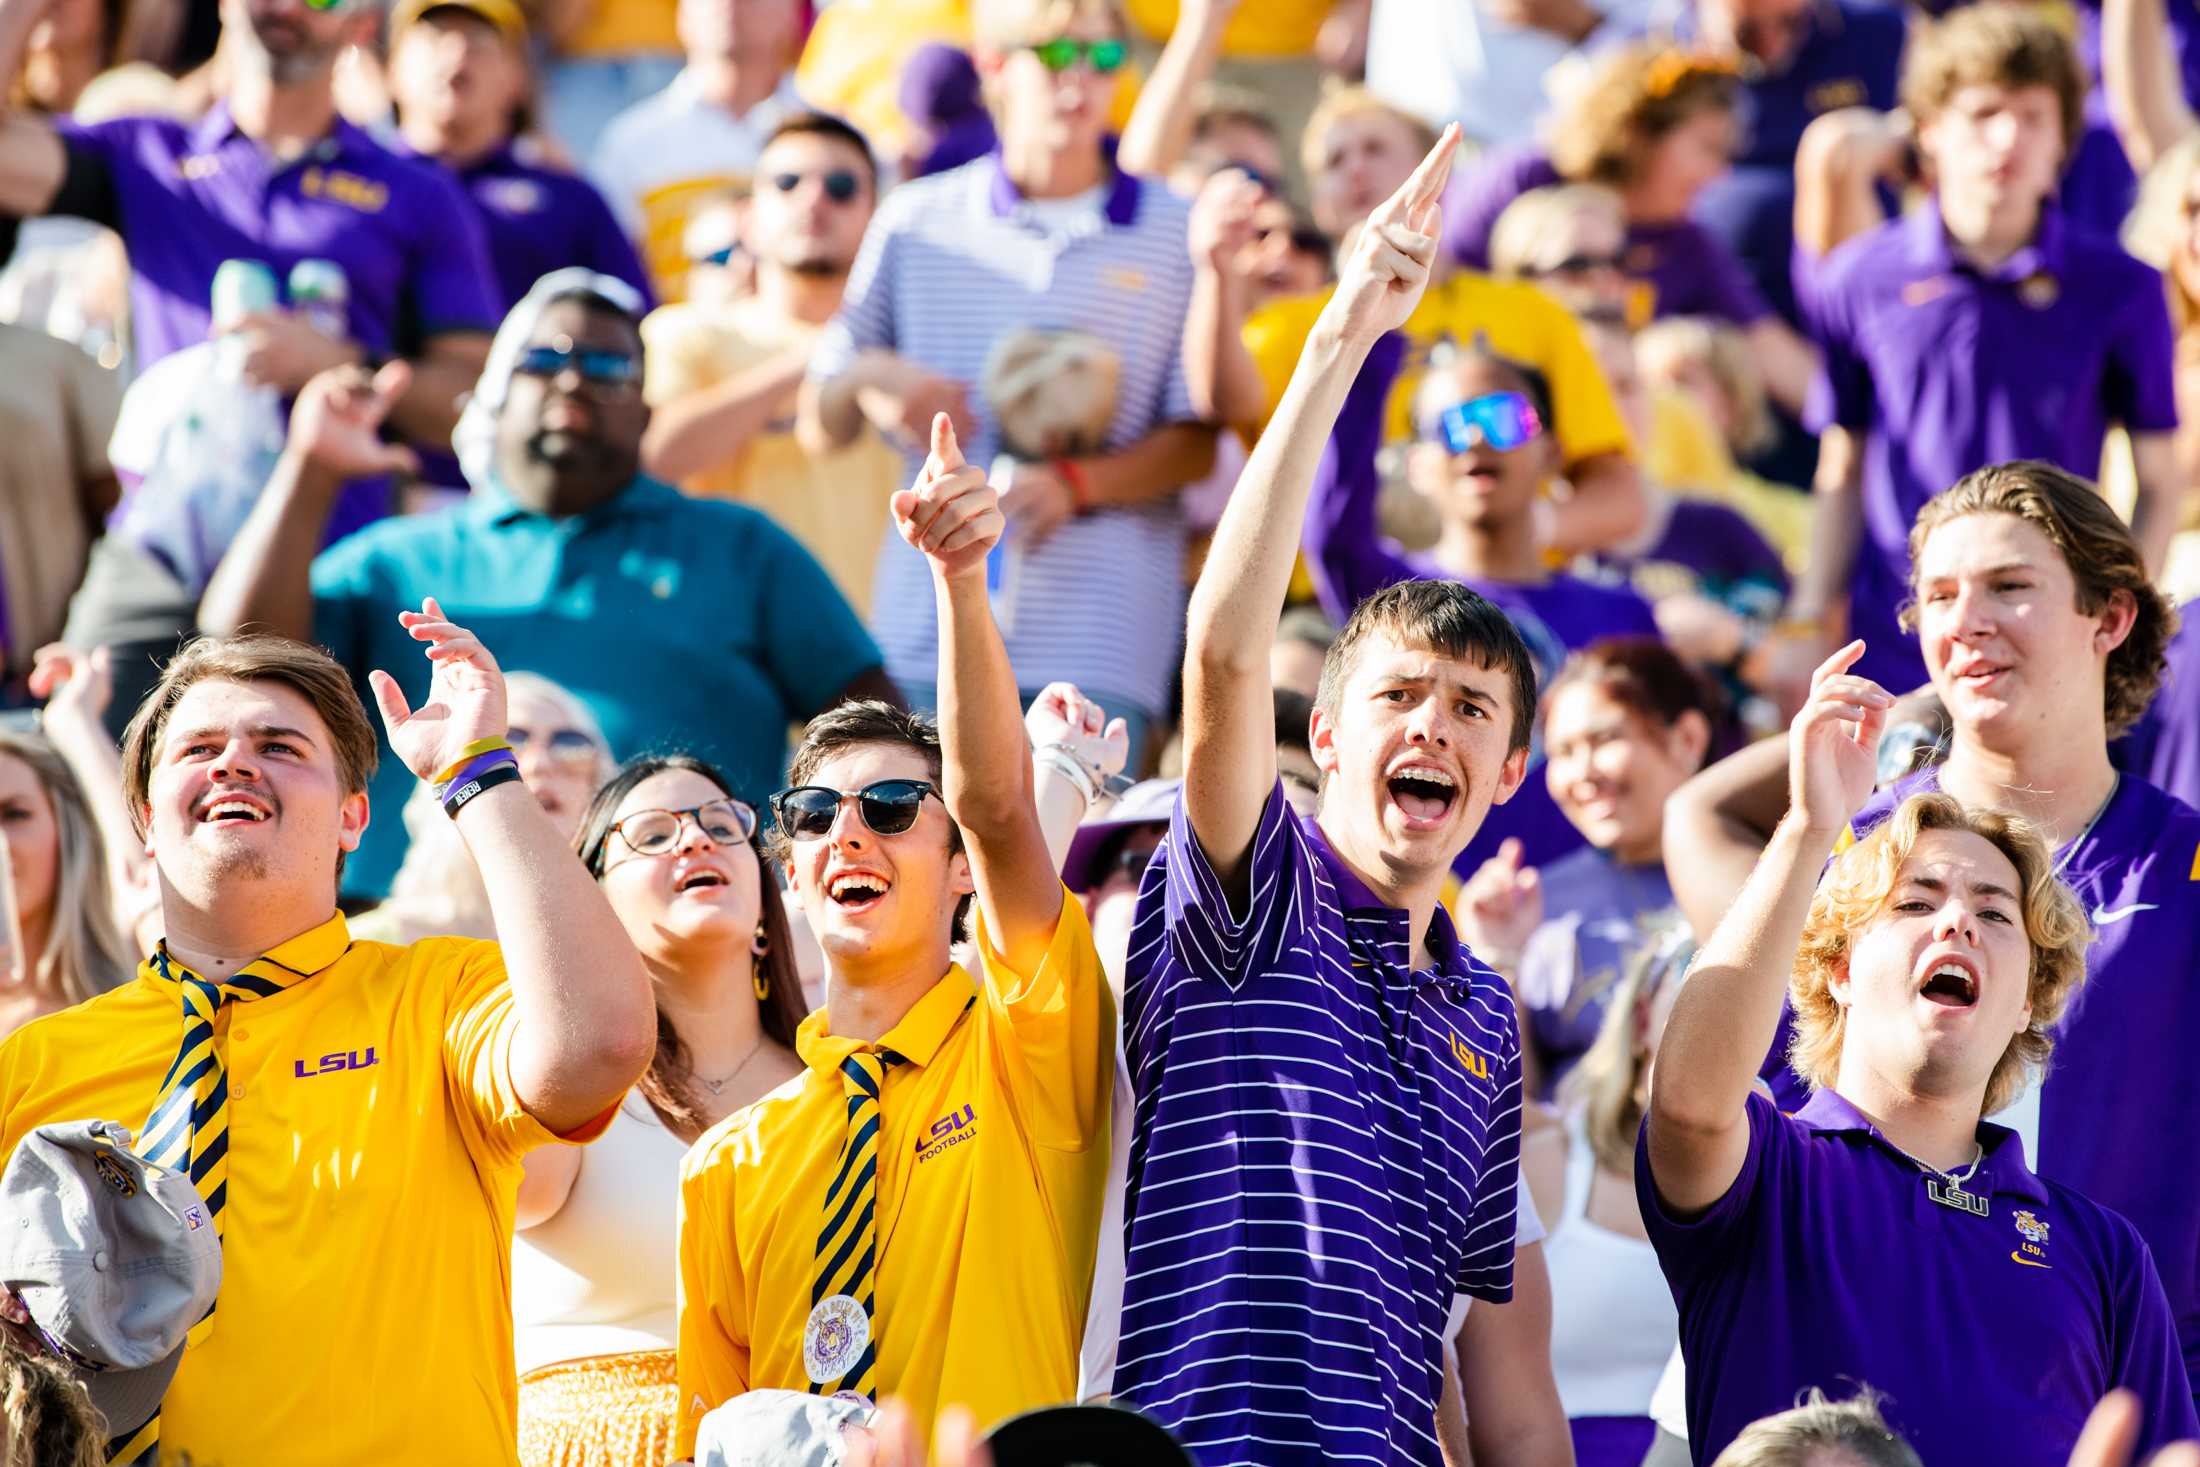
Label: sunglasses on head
xmin=771 ymin=779 xmax=939 ymax=840
xmin=771 ymin=169 xmax=862 ymax=203
xmin=513 ymin=341 xmax=642 ymax=390
xmin=1027 ymin=36 xmax=1129 ymax=73
xmin=611 ymin=798 xmax=759 ymax=856
xmin=1427 ymin=391 xmax=1545 ymax=455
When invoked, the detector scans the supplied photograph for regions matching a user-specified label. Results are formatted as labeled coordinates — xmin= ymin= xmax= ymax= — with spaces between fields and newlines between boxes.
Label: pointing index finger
xmin=931 ymin=412 xmax=964 ymax=473
xmin=1399 ymin=122 xmax=1462 ymax=218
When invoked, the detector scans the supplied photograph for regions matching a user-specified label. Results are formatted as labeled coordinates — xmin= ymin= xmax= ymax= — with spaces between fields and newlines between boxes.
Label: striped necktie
xmin=809 ymin=1047 xmax=905 ymax=1398
xmin=106 ymin=950 xmax=289 ymax=1467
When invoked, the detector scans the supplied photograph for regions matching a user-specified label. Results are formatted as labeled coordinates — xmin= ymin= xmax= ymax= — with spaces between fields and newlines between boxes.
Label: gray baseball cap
xmin=695 ymin=1388 xmax=873 ymax=1466
xmin=0 ymin=1119 xmax=222 ymax=1438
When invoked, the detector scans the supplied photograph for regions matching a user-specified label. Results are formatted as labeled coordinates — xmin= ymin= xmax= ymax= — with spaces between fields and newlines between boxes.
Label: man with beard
xmin=201 ymin=271 xmax=895 ymax=899
xmin=639 ymin=112 xmax=901 ymax=615
xmin=0 ymin=0 xmax=498 ymax=540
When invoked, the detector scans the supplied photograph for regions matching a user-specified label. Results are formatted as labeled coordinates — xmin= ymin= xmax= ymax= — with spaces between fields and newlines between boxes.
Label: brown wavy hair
xmin=1902 ymin=460 xmax=2176 ymax=738
xmin=576 ymin=755 xmax=806 ymax=1143
xmin=1902 ymin=4 xmax=2084 ymax=156
xmin=1548 ymin=43 xmax=1740 ymax=188
xmin=1787 ymin=794 xmax=2092 ymax=1116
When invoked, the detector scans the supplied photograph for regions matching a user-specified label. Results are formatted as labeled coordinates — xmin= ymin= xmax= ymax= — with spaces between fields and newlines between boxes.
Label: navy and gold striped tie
xmin=107 ymin=950 xmax=287 ymax=1466
xmin=810 ymin=1048 xmax=904 ymax=1398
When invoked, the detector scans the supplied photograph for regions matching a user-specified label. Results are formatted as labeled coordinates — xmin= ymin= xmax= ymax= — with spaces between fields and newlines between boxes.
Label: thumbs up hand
xmin=891 ymin=413 xmax=1006 ymax=584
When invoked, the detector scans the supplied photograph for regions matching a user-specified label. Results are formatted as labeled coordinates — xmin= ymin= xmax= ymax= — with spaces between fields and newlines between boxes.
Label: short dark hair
xmin=762 ymin=110 xmax=879 ymax=189
xmin=1423 ymin=334 xmax=1557 ymax=437
xmin=1273 ymin=687 xmax=1315 ymax=757
xmin=1316 ymin=580 xmax=1541 ymax=755
xmin=541 ymin=285 xmax=644 ymax=354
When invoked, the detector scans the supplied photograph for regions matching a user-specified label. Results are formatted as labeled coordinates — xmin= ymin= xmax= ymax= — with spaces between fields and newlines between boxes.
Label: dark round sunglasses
xmin=771 ymin=779 xmax=939 ymax=840
xmin=610 ymin=798 xmax=759 ymax=856
xmin=771 ymin=169 xmax=862 ymax=203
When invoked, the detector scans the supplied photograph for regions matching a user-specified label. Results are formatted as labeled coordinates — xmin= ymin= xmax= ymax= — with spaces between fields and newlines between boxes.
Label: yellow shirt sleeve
xmin=640 ymin=303 xmax=723 ymax=407
xmin=967 ymin=888 xmax=1113 ymax=1154
xmin=1504 ymin=285 xmax=1634 ymax=469
xmin=674 ymin=1130 xmax=752 ymax=1456
xmin=436 ymin=939 xmax=617 ymax=1171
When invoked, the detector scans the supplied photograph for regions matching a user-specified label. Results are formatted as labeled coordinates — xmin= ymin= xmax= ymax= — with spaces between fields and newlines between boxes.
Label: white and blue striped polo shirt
xmin=806 ymin=154 xmax=1200 ymax=716
xmin=1115 ymin=784 xmax=1525 ymax=1465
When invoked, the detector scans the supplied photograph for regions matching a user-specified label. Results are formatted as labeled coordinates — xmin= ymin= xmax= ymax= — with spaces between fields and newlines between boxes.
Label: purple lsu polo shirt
xmin=1761 ymin=767 xmax=2200 ymax=1407
xmin=1114 ymin=783 xmax=1524 ymax=1466
xmin=1638 ymin=1090 xmax=2197 ymax=1466
xmin=1302 ymin=330 xmax=1662 ymax=880
xmin=1802 ymin=205 xmax=2177 ymax=692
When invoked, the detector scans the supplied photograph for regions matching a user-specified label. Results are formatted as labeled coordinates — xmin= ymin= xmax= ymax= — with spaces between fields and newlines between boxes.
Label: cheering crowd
xmin=1 ymin=0 xmax=2199 ymax=1463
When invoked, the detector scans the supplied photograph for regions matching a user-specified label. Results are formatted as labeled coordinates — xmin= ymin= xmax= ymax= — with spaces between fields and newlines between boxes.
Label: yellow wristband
xmin=431 ymin=738 xmax=513 ymax=786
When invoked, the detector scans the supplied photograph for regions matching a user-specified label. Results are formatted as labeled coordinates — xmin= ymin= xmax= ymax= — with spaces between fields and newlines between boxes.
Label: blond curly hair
xmin=1548 ymin=43 xmax=1740 ymax=188
xmin=1787 ymin=793 xmax=2092 ymax=1116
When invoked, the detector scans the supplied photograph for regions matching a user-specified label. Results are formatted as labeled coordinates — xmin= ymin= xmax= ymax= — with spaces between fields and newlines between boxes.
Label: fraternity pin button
xmin=803 ymin=1294 xmax=870 ymax=1385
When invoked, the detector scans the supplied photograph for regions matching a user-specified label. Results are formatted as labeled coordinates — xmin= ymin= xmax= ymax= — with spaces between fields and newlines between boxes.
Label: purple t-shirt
xmin=2113 ymin=607 xmax=2200 ymax=811
xmin=1115 ymin=784 xmax=1524 ymax=1465
xmin=1639 ymin=1089 xmax=2198 ymax=1465
xmin=1305 ymin=331 xmax=1663 ymax=877
xmin=1445 ymin=143 xmax=1770 ymax=326
xmin=1803 ymin=206 xmax=2178 ymax=692
xmin=52 ymin=105 xmax=500 ymax=546
xmin=1515 ymin=845 xmax=1676 ymax=1099
xmin=1765 ymin=768 xmax=2200 ymax=1401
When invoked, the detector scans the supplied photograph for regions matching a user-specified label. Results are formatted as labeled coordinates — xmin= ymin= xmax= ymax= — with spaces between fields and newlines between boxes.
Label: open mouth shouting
xmin=196 ymin=791 xmax=274 ymax=828
xmin=825 ymin=867 xmax=891 ymax=915
xmin=1386 ymin=763 xmax=1460 ymax=829
xmin=1916 ymin=954 xmax=1981 ymax=1009
xmin=672 ymin=862 xmax=729 ymax=896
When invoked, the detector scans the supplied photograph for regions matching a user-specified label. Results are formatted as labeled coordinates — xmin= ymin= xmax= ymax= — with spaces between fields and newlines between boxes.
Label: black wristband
xmin=443 ymin=762 xmax=523 ymax=819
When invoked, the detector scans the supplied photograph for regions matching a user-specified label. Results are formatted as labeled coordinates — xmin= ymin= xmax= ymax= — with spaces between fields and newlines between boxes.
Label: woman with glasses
xmin=511 ymin=751 xmax=807 ymax=1467
xmin=1446 ymin=43 xmax=1819 ymax=416
xmin=352 ymin=672 xmax=616 ymax=945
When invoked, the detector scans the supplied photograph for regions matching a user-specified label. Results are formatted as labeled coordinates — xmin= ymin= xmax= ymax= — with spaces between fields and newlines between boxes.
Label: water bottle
xmin=209 ymin=257 xmax=279 ymax=379
xmin=287 ymin=258 xmax=350 ymax=342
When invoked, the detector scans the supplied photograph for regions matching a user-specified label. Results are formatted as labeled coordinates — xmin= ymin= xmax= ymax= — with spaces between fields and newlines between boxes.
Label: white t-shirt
xmin=1365 ymin=0 xmax=1658 ymax=145
xmin=513 ymin=1094 xmax=688 ymax=1374
xmin=589 ymin=69 xmax=810 ymax=301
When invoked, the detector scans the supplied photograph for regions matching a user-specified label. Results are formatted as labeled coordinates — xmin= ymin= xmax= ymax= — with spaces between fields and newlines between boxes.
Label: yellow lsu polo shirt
xmin=675 ymin=890 xmax=1112 ymax=1451
xmin=0 ymin=913 xmax=613 ymax=1466
xmin=1241 ymin=272 xmax=1635 ymax=469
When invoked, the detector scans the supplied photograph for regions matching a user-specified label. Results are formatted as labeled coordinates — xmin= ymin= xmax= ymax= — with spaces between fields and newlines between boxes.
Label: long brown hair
xmin=0 ymin=731 xmax=132 ymax=1004
xmin=575 ymin=755 xmax=806 ymax=1143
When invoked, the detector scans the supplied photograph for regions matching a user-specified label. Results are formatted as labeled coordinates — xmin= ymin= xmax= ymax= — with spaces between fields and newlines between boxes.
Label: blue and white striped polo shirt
xmin=805 ymin=153 xmax=1199 ymax=716
xmin=1115 ymin=785 xmax=1525 ymax=1466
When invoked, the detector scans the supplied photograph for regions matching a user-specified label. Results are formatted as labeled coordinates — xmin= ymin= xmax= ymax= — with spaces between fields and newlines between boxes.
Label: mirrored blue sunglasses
xmin=1427 ymin=391 xmax=1544 ymax=455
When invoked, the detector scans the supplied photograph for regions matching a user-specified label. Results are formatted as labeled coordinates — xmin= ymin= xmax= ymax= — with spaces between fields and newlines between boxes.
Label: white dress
xmin=513 ymin=1093 xmax=688 ymax=1374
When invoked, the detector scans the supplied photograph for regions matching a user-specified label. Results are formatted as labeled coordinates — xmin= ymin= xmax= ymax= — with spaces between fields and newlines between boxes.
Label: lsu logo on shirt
xmin=301 ymin=166 xmax=389 ymax=214
xmin=915 ymin=1103 xmax=976 ymax=1163
xmin=2011 ymin=1209 xmax=2053 ymax=1269
xmin=1450 ymin=1032 xmax=1490 ymax=1082
xmin=292 ymin=1047 xmax=379 ymax=1078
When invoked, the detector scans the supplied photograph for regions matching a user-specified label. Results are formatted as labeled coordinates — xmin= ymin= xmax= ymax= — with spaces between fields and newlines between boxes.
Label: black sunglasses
xmin=513 ymin=342 xmax=641 ymax=390
xmin=611 ymin=798 xmax=759 ymax=856
xmin=772 ymin=779 xmax=939 ymax=840
xmin=771 ymin=169 xmax=862 ymax=203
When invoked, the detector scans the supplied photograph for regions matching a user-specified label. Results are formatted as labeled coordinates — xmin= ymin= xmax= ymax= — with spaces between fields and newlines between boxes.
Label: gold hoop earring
xmin=752 ymin=924 xmax=771 ymax=1002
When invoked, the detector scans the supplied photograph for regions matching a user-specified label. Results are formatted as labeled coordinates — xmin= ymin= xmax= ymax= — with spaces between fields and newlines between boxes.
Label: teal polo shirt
xmin=310 ymin=476 xmax=882 ymax=898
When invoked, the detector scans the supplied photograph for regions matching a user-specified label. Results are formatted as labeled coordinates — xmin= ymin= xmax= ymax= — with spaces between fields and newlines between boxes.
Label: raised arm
xmin=1183 ymin=123 xmax=1461 ymax=881
xmin=1182 ymin=169 xmax=1273 ymax=426
xmin=1661 ymin=731 xmax=1788 ymax=941
xmin=199 ymin=361 xmax=418 ymax=641
xmin=370 ymin=599 xmax=654 ymax=1134
xmin=897 ymin=414 xmax=1065 ymax=975
xmin=2104 ymin=0 xmax=2198 ymax=175
xmin=1115 ymin=0 xmax=1236 ymax=178
xmin=1645 ymin=642 xmax=1888 ymax=1214
xmin=1025 ymin=683 xmax=1129 ymax=871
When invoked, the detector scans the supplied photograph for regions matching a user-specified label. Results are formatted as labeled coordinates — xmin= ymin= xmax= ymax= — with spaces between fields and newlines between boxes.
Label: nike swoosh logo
xmin=2010 ymin=1251 xmax=2053 ymax=1270
xmin=2092 ymin=903 xmax=2159 ymax=925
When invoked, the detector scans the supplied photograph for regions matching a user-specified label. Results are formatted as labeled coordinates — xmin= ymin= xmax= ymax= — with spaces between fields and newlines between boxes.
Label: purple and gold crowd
xmin=0 ymin=0 xmax=2198 ymax=1465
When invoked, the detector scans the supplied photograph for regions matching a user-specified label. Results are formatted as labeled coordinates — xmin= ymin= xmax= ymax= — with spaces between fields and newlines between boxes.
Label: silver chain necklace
xmin=1889 ymin=1137 xmax=1990 ymax=1217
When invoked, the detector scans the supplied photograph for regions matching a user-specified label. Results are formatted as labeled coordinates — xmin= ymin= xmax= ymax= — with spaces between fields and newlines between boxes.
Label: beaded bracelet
xmin=1033 ymin=743 xmax=1105 ymax=806
xmin=443 ymin=761 xmax=523 ymax=820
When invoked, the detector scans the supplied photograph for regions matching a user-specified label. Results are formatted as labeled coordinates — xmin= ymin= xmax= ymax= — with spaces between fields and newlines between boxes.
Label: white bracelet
xmin=1033 ymin=744 xmax=1104 ymax=805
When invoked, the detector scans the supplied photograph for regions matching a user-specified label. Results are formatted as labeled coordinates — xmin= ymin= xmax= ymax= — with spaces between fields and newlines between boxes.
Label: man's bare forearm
xmin=386 ymin=339 xmax=491 ymax=444
xmin=642 ymin=350 xmax=809 ymax=481
xmin=1076 ymin=422 xmax=1219 ymax=509
xmin=198 ymin=449 xmax=342 ymax=640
